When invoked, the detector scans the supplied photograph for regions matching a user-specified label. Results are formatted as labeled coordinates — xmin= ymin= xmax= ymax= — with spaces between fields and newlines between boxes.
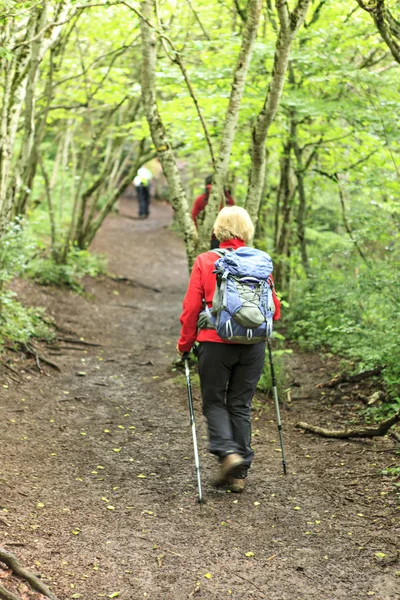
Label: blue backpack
xmin=197 ymin=247 xmax=275 ymax=344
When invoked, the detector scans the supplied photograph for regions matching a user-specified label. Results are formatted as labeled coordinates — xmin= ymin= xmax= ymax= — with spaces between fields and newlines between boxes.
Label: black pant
xmin=197 ymin=341 xmax=266 ymax=474
xmin=136 ymin=185 xmax=150 ymax=216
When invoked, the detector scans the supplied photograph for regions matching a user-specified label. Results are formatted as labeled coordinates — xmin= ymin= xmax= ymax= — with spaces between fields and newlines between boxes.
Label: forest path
xmin=1 ymin=198 xmax=399 ymax=600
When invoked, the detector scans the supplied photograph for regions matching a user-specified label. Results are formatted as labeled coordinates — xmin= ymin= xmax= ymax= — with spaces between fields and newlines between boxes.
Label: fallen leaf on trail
xmin=253 ymin=501 xmax=260 ymax=506
xmin=108 ymin=593 xmax=120 ymax=598
xmin=101 ymin=497 xmax=109 ymax=502
xmin=245 ymin=552 xmax=255 ymax=557
xmin=104 ymin=429 xmax=110 ymax=433
xmin=117 ymin=425 xmax=124 ymax=430
xmin=375 ymin=552 xmax=386 ymax=559
xmin=72 ymin=530 xmax=80 ymax=535
xmin=71 ymin=595 xmax=83 ymax=598
xmin=80 ymin=432 xmax=87 ymax=436
xmin=97 ymin=465 xmax=104 ymax=469
xmin=107 ymin=506 xmax=115 ymax=510
xmin=294 ymin=506 xmax=301 ymax=511
xmin=137 ymin=474 xmax=147 ymax=478
xmin=76 ymin=372 xmax=87 ymax=377
xmin=367 ymin=593 xmax=375 ymax=597
xmin=37 ymin=502 xmax=45 ymax=509
xmin=204 ymin=573 xmax=212 ymax=579
xmin=113 ymin=448 xmax=121 ymax=453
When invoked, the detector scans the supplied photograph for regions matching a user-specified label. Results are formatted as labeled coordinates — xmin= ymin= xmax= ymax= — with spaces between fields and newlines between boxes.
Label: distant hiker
xmin=191 ymin=175 xmax=235 ymax=249
xmin=177 ymin=206 xmax=281 ymax=493
xmin=134 ymin=166 xmax=152 ymax=219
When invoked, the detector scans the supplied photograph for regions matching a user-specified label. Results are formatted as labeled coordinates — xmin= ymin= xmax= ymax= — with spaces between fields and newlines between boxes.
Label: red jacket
xmin=191 ymin=185 xmax=235 ymax=228
xmin=178 ymin=239 xmax=281 ymax=353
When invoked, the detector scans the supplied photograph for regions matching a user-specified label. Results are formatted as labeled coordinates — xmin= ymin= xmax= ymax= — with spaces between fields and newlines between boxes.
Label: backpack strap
xmin=208 ymin=248 xmax=226 ymax=258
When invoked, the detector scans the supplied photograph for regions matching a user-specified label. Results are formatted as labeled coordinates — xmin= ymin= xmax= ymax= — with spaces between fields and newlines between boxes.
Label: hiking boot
xmin=228 ymin=478 xmax=246 ymax=493
xmin=213 ymin=453 xmax=245 ymax=487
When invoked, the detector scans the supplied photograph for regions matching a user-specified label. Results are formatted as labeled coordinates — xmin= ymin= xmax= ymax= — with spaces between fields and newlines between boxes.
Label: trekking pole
xmin=183 ymin=352 xmax=204 ymax=505
xmin=267 ymin=339 xmax=287 ymax=475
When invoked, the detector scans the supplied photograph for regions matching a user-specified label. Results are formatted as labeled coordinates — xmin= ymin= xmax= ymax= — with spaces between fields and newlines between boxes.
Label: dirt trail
xmin=1 ymin=198 xmax=399 ymax=600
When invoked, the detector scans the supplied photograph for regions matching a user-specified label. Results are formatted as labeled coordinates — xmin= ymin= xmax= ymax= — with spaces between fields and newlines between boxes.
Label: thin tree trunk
xmin=356 ymin=0 xmax=400 ymax=65
xmin=274 ymin=120 xmax=296 ymax=289
xmin=245 ymin=0 xmax=311 ymax=225
xmin=140 ymin=0 xmax=197 ymax=267
xmin=198 ymin=0 xmax=263 ymax=253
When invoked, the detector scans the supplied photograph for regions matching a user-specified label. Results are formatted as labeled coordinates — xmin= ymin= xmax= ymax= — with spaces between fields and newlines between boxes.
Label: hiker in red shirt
xmin=177 ymin=206 xmax=281 ymax=493
xmin=191 ymin=175 xmax=235 ymax=249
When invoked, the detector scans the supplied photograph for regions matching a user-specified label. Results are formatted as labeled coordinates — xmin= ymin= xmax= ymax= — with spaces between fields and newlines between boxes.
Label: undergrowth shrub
xmin=28 ymin=247 xmax=106 ymax=292
xmin=287 ymin=255 xmax=400 ymax=408
xmin=257 ymin=334 xmax=291 ymax=398
xmin=0 ymin=219 xmax=52 ymax=348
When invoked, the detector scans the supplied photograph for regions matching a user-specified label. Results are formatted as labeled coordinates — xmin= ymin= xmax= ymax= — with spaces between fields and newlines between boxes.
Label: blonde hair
xmin=213 ymin=206 xmax=254 ymax=243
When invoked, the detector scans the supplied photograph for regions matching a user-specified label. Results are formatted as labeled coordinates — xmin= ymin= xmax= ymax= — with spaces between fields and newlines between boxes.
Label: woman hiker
xmin=177 ymin=206 xmax=281 ymax=493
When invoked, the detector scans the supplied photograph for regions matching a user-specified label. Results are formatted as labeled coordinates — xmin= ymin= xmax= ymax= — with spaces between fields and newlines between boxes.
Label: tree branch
xmin=296 ymin=409 xmax=400 ymax=439
xmin=198 ymin=0 xmax=263 ymax=251
xmin=186 ymin=0 xmax=211 ymax=39
xmin=245 ymin=0 xmax=311 ymax=223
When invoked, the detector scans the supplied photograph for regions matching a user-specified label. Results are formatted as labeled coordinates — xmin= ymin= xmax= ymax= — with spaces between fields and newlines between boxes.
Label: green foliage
xmin=0 ymin=290 xmax=52 ymax=348
xmin=382 ymin=464 xmax=400 ymax=479
xmin=360 ymin=398 xmax=400 ymax=423
xmin=257 ymin=336 xmax=292 ymax=398
xmin=28 ymin=247 xmax=107 ymax=292
xmin=0 ymin=218 xmax=35 ymax=289
xmin=288 ymin=243 xmax=400 ymax=403
xmin=0 ymin=218 xmax=53 ymax=348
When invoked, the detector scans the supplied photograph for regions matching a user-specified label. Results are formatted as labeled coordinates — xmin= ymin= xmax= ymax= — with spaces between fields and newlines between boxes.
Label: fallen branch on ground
xmin=108 ymin=275 xmax=161 ymax=293
xmin=316 ymin=366 xmax=384 ymax=388
xmin=296 ymin=409 xmax=400 ymax=439
xmin=0 ymin=547 xmax=58 ymax=599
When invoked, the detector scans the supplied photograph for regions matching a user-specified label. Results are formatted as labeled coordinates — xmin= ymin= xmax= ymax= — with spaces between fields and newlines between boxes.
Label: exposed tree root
xmin=0 ymin=582 xmax=20 ymax=600
xmin=316 ymin=366 xmax=384 ymax=389
xmin=56 ymin=337 xmax=102 ymax=347
xmin=296 ymin=409 xmax=400 ymax=439
xmin=0 ymin=548 xmax=58 ymax=600
xmin=23 ymin=344 xmax=61 ymax=373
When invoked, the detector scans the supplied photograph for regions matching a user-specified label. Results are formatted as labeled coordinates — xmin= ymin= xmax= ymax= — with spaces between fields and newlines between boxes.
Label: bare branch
xmin=296 ymin=409 xmax=400 ymax=439
xmin=186 ymin=0 xmax=210 ymax=40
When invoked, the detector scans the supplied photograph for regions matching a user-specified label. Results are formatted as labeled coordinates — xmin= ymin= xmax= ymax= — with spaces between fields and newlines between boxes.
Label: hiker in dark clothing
xmin=177 ymin=206 xmax=281 ymax=493
xmin=191 ymin=175 xmax=235 ymax=248
xmin=134 ymin=167 xmax=152 ymax=219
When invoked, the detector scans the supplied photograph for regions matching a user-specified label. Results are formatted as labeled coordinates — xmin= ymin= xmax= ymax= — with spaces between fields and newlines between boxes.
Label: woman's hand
xmin=176 ymin=343 xmax=184 ymax=358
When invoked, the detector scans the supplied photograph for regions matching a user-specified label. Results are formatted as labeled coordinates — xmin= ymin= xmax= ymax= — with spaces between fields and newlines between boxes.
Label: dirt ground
xmin=1 ymin=197 xmax=399 ymax=600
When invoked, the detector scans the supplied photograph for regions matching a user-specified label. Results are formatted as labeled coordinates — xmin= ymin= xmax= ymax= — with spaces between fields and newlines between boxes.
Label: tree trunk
xmin=356 ymin=0 xmax=400 ymax=65
xmin=197 ymin=0 xmax=263 ymax=253
xmin=140 ymin=0 xmax=197 ymax=267
xmin=274 ymin=120 xmax=296 ymax=289
xmin=245 ymin=0 xmax=311 ymax=225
